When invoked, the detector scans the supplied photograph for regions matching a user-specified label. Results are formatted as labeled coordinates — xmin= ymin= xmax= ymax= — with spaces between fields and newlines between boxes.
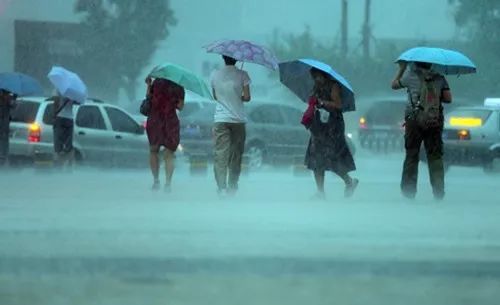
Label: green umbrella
xmin=149 ymin=63 xmax=213 ymax=99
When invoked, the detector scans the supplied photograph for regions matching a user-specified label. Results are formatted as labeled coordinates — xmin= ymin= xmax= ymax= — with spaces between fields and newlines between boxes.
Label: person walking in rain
xmin=210 ymin=55 xmax=251 ymax=197
xmin=52 ymin=93 xmax=76 ymax=169
xmin=304 ymin=68 xmax=358 ymax=200
xmin=145 ymin=76 xmax=185 ymax=192
xmin=0 ymin=89 xmax=17 ymax=167
xmin=392 ymin=61 xmax=452 ymax=200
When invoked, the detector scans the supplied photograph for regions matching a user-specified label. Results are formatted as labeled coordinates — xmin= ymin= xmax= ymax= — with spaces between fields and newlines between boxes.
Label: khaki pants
xmin=401 ymin=119 xmax=445 ymax=199
xmin=213 ymin=122 xmax=246 ymax=190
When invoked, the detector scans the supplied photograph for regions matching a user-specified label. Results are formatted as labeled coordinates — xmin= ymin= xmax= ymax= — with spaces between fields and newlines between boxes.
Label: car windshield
xmin=10 ymin=101 xmax=40 ymax=123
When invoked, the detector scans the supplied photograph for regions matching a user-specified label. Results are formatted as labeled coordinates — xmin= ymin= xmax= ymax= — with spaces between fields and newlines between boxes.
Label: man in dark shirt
xmin=0 ymin=89 xmax=17 ymax=167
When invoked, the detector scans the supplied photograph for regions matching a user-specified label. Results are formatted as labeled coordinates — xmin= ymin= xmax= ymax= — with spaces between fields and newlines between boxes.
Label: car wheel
xmin=73 ymin=150 xmax=84 ymax=166
xmin=246 ymin=143 xmax=265 ymax=170
xmin=483 ymin=161 xmax=495 ymax=174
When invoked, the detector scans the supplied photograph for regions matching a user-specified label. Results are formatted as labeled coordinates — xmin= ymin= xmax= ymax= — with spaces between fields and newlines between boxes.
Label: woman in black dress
xmin=305 ymin=68 xmax=359 ymax=199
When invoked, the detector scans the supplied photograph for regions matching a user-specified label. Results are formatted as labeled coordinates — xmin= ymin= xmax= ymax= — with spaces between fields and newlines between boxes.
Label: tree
xmin=74 ymin=0 xmax=177 ymax=102
xmin=269 ymin=27 xmax=401 ymax=98
xmin=449 ymin=0 xmax=500 ymax=97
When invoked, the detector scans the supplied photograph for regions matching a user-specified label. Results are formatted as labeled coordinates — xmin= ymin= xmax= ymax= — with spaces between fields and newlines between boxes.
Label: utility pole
xmin=362 ymin=0 xmax=372 ymax=60
xmin=340 ymin=0 xmax=348 ymax=58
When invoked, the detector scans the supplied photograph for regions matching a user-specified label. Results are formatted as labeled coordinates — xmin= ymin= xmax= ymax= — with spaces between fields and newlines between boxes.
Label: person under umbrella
xmin=143 ymin=76 xmax=185 ymax=192
xmin=146 ymin=63 xmax=213 ymax=192
xmin=47 ymin=66 xmax=87 ymax=169
xmin=279 ymin=59 xmax=358 ymax=200
xmin=205 ymin=40 xmax=278 ymax=197
xmin=0 ymin=72 xmax=43 ymax=167
xmin=305 ymin=68 xmax=359 ymax=200
xmin=391 ymin=47 xmax=475 ymax=200
xmin=0 ymin=89 xmax=17 ymax=167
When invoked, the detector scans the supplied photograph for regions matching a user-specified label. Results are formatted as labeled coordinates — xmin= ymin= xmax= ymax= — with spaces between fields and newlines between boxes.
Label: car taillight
xmin=458 ymin=129 xmax=470 ymax=140
xmin=28 ymin=123 xmax=41 ymax=143
xmin=359 ymin=117 xmax=367 ymax=129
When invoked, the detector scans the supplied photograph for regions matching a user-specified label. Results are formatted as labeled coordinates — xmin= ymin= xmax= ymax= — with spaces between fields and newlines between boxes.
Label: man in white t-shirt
xmin=210 ymin=55 xmax=251 ymax=195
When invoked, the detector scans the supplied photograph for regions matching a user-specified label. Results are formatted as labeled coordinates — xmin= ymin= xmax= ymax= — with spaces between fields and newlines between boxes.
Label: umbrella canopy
xmin=149 ymin=63 xmax=213 ymax=99
xmin=0 ymin=72 xmax=43 ymax=96
xmin=279 ymin=59 xmax=355 ymax=112
xmin=204 ymin=40 xmax=279 ymax=70
xmin=47 ymin=66 xmax=88 ymax=104
xmin=396 ymin=47 xmax=476 ymax=75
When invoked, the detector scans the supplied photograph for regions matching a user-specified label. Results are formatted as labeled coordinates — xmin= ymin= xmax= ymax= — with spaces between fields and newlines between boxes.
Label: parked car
xmin=179 ymin=101 xmax=356 ymax=168
xmin=442 ymin=98 xmax=500 ymax=172
xmin=8 ymin=97 xmax=148 ymax=167
xmin=358 ymin=99 xmax=406 ymax=152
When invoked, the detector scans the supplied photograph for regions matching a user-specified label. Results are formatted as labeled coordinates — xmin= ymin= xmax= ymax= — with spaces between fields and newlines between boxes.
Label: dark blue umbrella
xmin=279 ymin=59 xmax=355 ymax=112
xmin=0 ymin=72 xmax=43 ymax=96
xmin=397 ymin=47 xmax=476 ymax=75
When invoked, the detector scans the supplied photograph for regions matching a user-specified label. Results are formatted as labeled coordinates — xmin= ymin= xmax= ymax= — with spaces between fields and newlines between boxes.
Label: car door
xmin=247 ymin=104 xmax=289 ymax=158
xmin=74 ymin=105 xmax=113 ymax=164
xmin=280 ymin=105 xmax=310 ymax=155
xmin=104 ymin=106 xmax=148 ymax=165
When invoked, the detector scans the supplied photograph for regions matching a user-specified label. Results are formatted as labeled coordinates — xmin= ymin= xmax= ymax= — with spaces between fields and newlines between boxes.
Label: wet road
xmin=1 ymin=154 xmax=499 ymax=304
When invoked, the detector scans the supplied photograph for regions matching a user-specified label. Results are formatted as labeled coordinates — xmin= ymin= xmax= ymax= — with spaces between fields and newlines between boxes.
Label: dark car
xmin=358 ymin=99 xmax=407 ymax=152
xmin=180 ymin=101 xmax=356 ymax=169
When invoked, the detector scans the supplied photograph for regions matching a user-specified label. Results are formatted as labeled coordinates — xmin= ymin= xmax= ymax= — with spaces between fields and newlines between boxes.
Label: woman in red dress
xmin=145 ymin=77 xmax=185 ymax=191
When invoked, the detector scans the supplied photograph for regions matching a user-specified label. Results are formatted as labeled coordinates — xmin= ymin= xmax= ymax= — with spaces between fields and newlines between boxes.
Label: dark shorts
xmin=53 ymin=117 xmax=74 ymax=154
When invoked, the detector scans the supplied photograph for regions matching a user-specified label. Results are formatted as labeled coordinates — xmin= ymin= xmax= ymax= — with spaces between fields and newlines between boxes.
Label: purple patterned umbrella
xmin=204 ymin=40 xmax=279 ymax=70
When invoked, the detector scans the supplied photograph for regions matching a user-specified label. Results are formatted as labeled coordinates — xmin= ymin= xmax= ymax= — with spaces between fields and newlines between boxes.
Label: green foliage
xmin=75 ymin=0 xmax=176 ymax=101
xmin=270 ymin=28 xmax=404 ymax=98
xmin=449 ymin=0 xmax=500 ymax=98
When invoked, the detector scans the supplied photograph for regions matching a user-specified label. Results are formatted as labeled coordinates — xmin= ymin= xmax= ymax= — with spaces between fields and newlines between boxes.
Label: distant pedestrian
xmin=52 ymin=94 xmax=76 ymax=169
xmin=210 ymin=55 xmax=251 ymax=197
xmin=392 ymin=61 xmax=452 ymax=200
xmin=145 ymin=77 xmax=185 ymax=192
xmin=304 ymin=68 xmax=358 ymax=200
xmin=0 ymin=89 xmax=17 ymax=167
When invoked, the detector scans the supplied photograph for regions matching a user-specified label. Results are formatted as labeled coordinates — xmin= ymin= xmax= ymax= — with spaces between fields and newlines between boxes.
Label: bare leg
xmin=164 ymin=149 xmax=175 ymax=191
xmin=339 ymin=172 xmax=359 ymax=198
xmin=149 ymin=146 xmax=160 ymax=190
xmin=314 ymin=170 xmax=325 ymax=193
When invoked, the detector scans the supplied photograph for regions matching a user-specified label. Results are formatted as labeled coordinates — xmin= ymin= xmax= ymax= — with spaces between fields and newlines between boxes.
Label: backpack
xmin=414 ymin=73 xmax=441 ymax=129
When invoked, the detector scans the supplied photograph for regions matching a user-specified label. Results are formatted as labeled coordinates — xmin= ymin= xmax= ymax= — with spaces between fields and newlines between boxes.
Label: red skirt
xmin=146 ymin=116 xmax=180 ymax=151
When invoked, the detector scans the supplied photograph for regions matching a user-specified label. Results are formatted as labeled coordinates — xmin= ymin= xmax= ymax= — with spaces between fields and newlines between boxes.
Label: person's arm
xmin=241 ymin=84 xmax=251 ymax=102
xmin=212 ymin=88 xmax=218 ymax=101
xmin=442 ymin=89 xmax=452 ymax=104
xmin=176 ymin=88 xmax=185 ymax=110
xmin=440 ymin=78 xmax=452 ymax=104
xmin=318 ymin=82 xmax=342 ymax=111
xmin=391 ymin=61 xmax=408 ymax=90
xmin=145 ymin=77 xmax=153 ymax=99
xmin=176 ymin=98 xmax=185 ymax=110
xmin=241 ymin=71 xmax=251 ymax=102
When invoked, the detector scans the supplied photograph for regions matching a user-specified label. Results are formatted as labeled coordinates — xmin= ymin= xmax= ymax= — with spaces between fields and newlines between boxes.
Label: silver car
xmin=9 ymin=97 xmax=149 ymax=166
xmin=443 ymin=101 xmax=500 ymax=172
xmin=179 ymin=101 xmax=356 ymax=169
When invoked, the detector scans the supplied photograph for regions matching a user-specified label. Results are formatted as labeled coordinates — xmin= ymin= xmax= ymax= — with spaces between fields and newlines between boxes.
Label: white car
xmin=9 ymin=97 xmax=149 ymax=167
xmin=443 ymin=98 xmax=500 ymax=172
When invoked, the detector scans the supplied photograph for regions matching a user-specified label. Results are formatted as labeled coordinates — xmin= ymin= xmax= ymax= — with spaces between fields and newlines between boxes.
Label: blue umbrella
xmin=396 ymin=47 xmax=476 ymax=75
xmin=48 ymin=66 xmax=88 ymax=104
xmin=279 ymin=59 xmax=355 ymax=112
xmin=0 ymin=72 xmax=43 ymax=96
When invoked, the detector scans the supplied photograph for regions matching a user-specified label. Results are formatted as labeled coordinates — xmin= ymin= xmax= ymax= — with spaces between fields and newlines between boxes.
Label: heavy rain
xmin=0 ymin=0 xmax=499 ymax=304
